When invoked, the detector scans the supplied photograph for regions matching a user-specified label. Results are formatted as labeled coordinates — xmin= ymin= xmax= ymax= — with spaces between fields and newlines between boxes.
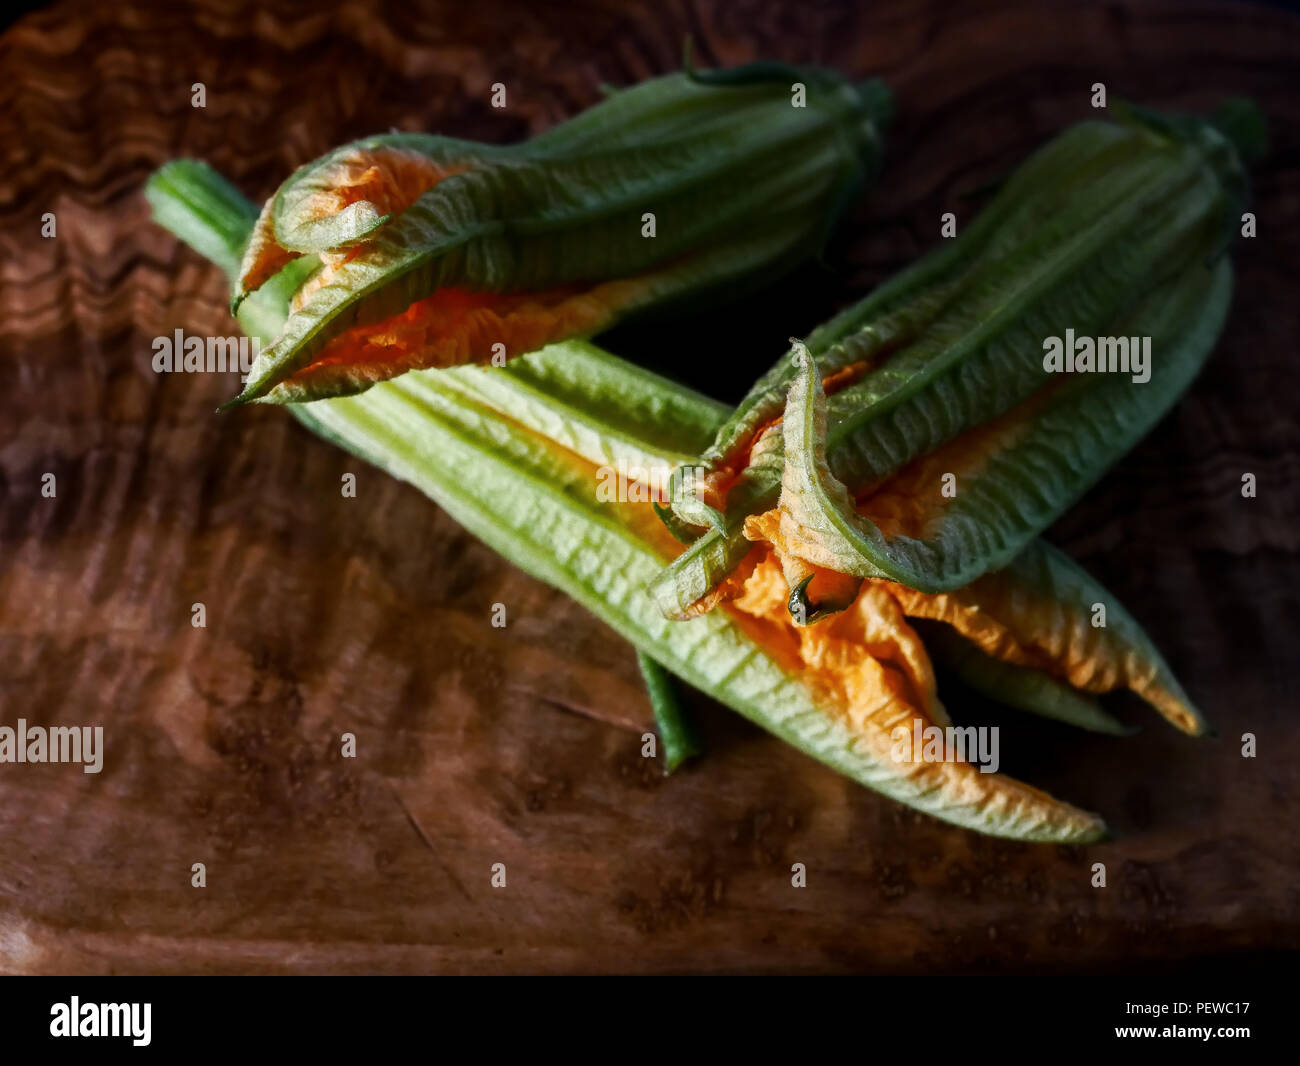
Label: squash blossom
xmin=655 ymin=100 xmax=1264 ymax=741
xmin=221 ymin=62 xmax=892 ymax=406
xmin=146 ymin=89 xmax=1263 ymax=843
xmin=150 ymin=159 xmax=1110 ymax=841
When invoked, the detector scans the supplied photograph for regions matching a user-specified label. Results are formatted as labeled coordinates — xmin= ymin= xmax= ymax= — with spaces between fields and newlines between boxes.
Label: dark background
xmin=0 ymin=0 xmax=1296 ymax=974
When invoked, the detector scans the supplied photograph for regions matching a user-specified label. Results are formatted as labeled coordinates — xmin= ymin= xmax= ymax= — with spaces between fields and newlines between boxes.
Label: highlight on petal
xmin=757 ymin=344 xmax=888 ymax=575
xmin=233 ymin=137 xmax=478 ymax=310
xmin=271 ymin=141 xmax=477 ymax=252
xmin=648 ymin=522 xmax=758 ymax=621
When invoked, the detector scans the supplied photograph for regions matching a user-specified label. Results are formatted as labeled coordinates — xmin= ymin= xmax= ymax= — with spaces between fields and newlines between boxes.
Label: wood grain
xmin=0 ymin=0 xmax=1297 ymax=974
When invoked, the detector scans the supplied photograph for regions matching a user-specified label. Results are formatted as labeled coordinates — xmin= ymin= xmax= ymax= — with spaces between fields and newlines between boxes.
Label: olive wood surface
xmin=0 ymin=0 xmax=1296 ymax=973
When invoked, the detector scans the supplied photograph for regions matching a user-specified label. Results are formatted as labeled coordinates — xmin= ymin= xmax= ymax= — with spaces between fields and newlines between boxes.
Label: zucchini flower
xmin=224 ymin=62 xmax=892 ymax=405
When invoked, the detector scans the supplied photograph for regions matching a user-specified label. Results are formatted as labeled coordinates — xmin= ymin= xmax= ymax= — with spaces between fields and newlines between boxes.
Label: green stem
xmin=636 ymin=652 xmax=701 ymax=774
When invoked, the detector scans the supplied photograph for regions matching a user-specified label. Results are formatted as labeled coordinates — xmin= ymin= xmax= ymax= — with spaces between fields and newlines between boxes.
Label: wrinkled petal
xmin=725 ymin=554 xmax=1103 ymax=837
xmin=748 ymin=356 xmax=1207 ymax=734
xmin=916 ymin=619 xmax=1133 ymax=736
xmin=234 ymin=136 xmax=481 ymax=308
xmin=878 ymin=540 xmax=1209 ymax=735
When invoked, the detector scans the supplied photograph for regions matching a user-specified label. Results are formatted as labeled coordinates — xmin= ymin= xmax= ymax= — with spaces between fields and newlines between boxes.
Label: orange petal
xmin=743 ymin=508 xmax=862 ymax=620
xmin=853 ymin=379 xmax=1064 ymax=540
xmin=262 ymin=275 xmax=659 ymax=403
xmin=237 ymin=195 xmax=302 ymax=304
xmin=237 ymin=146 xmax=469 ymax=300
xmin=733 ymin=552 xmax=948 ymax=729
xmin=876 ymin=541 xmax=1207 ymax=735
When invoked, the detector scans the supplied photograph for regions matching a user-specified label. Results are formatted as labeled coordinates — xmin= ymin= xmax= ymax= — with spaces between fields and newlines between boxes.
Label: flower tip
xmin=216 ymin=387 xmax=261 ymax=413
xmin=789 ymin=337 xmax=813 ymax=370
xmin=1176 ymin=702 xmax=1214 ymax=737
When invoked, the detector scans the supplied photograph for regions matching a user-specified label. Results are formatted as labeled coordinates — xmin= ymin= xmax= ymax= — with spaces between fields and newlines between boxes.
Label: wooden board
xmin=0 ymin=0 xmax=1296 ymax=974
